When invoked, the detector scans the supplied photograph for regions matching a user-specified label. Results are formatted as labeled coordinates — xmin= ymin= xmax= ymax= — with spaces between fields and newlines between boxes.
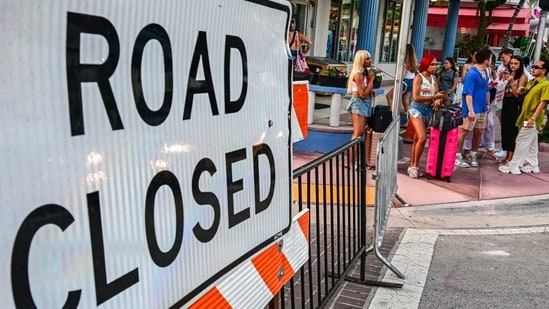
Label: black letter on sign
xmin=253 ymin=143 xmax=276 ymax=214
xmin=11 ymin=204 xmax=81 ymax=308
xmin=224 ymin=35 xmax=248 ymax=114
xmin=66 ymin=12 xmax=124 ymax=136
xmin=226 ymin=148 xmax=250 ymax=228
xmin=184 ymin=31 xmax=219 ymax=120
xmin=192 ymin=158 xmax=221 ymax=243
xmin=145 ymin=171 xmax=184 ymax=267
xmin=132 ymin=24 xmax=173 ymax=126
xmin=88 ymin=191 xmax=139 ymax=305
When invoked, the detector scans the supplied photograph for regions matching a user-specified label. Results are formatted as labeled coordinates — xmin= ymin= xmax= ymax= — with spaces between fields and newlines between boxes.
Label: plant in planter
xmin=318 ymin=66 xmax=348 ymax=88
xmin=369 ymin=67 xmax=383 ymax=88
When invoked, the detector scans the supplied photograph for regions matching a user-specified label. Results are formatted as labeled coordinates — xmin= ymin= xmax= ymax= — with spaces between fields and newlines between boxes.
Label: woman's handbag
xmin=493 ymin=81 xmax=506 ymax=112
xmin=295 ymin=51 xmax=310 ymax=74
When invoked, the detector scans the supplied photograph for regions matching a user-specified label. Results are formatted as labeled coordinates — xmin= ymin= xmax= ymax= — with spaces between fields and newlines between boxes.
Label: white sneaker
xmin=455 ymin=153 xmax=470 ymax=168
xmin=520 ymin=164 xmax=541 ymax=174
xmin=498 ymin=164 xmax=521 ymax=175
xmin=469 ymin=151 xmax=478 ymax=167
xmin=494 ymin=149 xmax=506 ymax=158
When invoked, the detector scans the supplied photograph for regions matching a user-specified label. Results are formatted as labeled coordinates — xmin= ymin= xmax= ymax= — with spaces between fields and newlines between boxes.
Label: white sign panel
xmin=1 ymin=0 xmax=292 ymax=307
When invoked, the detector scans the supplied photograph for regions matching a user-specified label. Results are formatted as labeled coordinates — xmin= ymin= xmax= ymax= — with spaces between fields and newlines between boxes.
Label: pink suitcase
xmin=425 ymin=127 xmax=459 ymax=181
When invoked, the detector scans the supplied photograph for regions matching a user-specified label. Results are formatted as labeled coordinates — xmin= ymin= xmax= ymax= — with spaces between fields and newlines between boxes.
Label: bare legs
xmin=458 ymin=127 xmax=483 ymax=156
xmin=386 ymin=88 xmax=410 ymax=113
xmin=401 ymin=92 xmax=411 ymax=113
xmin=386 ymin=88 xmax=394 ymax=109
xmin=471 ymin=127 xmax=483 ymax=152
xmin=348 ymin=113 xmax=367 ymax=165
xmin=408 ymin=116 xmax=427 ymax=168
xmin=351 ymin=113 xmax=367 ymax=140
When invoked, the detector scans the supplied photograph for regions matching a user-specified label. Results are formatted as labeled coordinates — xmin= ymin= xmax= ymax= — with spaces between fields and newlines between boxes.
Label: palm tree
xmin=472 ymin=0 xmax=488 ymax=49
xmin=472 ymin=0 xmax=507 ymax=49
xmin=502 ymin=0 xmax=527 ymax=48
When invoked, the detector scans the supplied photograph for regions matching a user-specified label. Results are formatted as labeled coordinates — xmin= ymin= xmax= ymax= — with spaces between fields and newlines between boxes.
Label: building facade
xmin=291 ymin=0 xmax=540 ymax=72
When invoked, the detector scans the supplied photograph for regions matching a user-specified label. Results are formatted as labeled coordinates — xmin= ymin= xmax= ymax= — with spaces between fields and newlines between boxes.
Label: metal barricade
xmin=371 ymin=119 xmax=405 ymax=279
xmin=282 ymin=139 xmax=367 ymax=308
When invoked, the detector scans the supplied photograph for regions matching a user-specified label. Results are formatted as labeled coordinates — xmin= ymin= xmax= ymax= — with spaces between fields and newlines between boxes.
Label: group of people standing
xmin=343 ymin=45 xmax=548 ymax=177
xmin=454 ymin=47 xmax=549 ymax=175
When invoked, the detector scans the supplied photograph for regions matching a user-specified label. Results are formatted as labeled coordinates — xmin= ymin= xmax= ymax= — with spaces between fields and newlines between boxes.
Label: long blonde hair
xmin=347 ymin=50 xmax=371 ymax=92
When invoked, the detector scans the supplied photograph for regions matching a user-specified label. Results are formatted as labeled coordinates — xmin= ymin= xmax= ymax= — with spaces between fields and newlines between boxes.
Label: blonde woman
xmin=345 ymin=50 xmax=376 ymax=167
xmin=346 ymin=50 xmax=376 ymax=138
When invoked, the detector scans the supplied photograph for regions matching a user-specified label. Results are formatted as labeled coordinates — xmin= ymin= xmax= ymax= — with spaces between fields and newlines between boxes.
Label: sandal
xmin=498 ymin=159 xmax=509 ymax=166
xmin=484 ymin=152 xmax=500 ymax=162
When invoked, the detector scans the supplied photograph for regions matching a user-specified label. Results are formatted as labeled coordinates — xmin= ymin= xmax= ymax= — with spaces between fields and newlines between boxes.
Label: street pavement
xmin=367 ymin=196 xmax=549 ymax=309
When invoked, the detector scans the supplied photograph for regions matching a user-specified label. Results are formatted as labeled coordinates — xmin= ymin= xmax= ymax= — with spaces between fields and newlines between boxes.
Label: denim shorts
xmin=408 ymin=101 xmax=432 ymax=123
xmin=291 ymin=50 xmax=298 ymax=61
xmin=346 ymin=96 xmax=372 ymax=117
xmin=403 ymin=78 xmax=413 ymax=93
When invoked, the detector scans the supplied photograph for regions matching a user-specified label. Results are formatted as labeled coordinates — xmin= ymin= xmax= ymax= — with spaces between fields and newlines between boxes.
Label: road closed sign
xmin=1 ymin=0 xmax=293 ymax=307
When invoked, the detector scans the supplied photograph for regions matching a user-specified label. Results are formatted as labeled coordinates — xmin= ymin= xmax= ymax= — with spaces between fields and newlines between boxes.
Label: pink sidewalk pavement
xmin=292 ymin=141 xmax=549 ymax=207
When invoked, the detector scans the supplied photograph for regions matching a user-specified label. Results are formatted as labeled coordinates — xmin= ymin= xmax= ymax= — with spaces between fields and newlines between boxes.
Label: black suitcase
xmin=369 ymin=105 xmax=392 ymax=132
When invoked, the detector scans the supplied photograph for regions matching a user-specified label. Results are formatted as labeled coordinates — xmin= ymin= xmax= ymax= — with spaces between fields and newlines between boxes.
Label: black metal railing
xmin=281 ymin=139 xmax=367 ymax=308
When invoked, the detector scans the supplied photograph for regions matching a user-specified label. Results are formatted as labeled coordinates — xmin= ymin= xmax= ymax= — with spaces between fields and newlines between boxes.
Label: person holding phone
xmin=344 ymin=50 xmax=376 ymax=168
xmin=455 ymin=47 xmax=492 ymax=168
xmin=406 ymin=54 xmax=447 ymax=178
xmin=499 ymin=59 xmax=549 ymax=175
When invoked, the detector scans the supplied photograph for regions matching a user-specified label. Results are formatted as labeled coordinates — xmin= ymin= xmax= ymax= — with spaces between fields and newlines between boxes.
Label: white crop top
xmin=351 ymin=77 xmax=369 ymax=92
xmin=403 ymin=66 xmax=415 ymax=79
xmin=419 ymin=73 xmax=436 ymax=96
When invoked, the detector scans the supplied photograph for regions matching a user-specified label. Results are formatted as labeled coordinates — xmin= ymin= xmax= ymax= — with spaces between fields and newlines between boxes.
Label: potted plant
xmin=369 ymin=67 xmax=383 ymax=88
xmin=318 ymin=66 xmax=348 ymax=88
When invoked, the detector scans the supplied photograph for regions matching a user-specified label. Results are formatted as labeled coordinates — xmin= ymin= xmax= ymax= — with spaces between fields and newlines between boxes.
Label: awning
xmin=486 ymin=23 xmax=530 ymax=37
xmin=428 ymin=7 xmax=480 ymax=28
xmin=428 ymin=7 xmax=531 ymax=34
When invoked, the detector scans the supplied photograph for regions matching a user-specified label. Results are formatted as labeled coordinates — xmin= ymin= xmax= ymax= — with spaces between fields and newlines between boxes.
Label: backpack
xmin=431 ymin=104 xmax=463 ymax=132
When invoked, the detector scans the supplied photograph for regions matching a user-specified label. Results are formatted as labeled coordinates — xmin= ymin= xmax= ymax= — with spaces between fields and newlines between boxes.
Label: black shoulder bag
xmin=517 ymin=80 xmax=540 ymax=107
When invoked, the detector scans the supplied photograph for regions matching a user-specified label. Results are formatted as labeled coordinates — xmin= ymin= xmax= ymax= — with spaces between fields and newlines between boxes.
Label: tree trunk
xmin=502 ymin=0 xmax=526 ymax=48
xmin=473 ymin=0 xmax=488 ymax=49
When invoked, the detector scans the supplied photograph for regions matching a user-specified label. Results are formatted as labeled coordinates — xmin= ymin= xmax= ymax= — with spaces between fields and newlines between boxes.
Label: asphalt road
xmin=420 ymin=232 xmax=549 ymax=309
xmin=366 ymin=196 xmax=549 ymax=309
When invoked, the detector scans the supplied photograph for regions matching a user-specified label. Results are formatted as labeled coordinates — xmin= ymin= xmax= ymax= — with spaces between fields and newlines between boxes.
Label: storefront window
xmin=327 ymin=0 xmax=359 ymax=62
xmin=380 ymin=0 xmax=402 ymax=63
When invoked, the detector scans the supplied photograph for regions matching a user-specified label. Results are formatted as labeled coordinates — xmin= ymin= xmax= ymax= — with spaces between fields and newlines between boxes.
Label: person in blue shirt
xmin=455 ymin=47 xmax=492 ymax=168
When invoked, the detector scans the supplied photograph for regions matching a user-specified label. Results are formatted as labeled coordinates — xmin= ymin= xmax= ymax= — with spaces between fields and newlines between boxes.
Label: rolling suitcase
xmin=365 ymin=127 xmax=383 ymax=169
xmin=425 ymin=126 xmax=459 ymax=181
